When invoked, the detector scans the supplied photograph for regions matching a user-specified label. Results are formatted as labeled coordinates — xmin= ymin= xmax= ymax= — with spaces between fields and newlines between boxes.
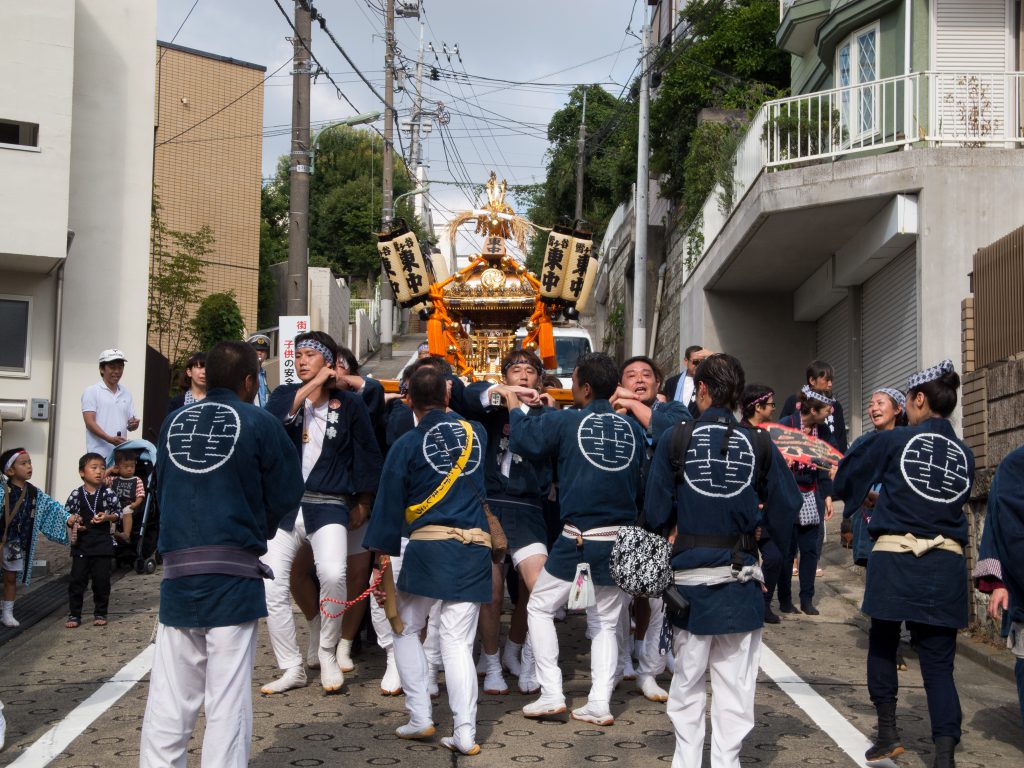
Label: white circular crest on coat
xmin=683 ymin=424 xmax=756 ymax=498
xmin=423 ymin=421 xmax=482 ymax=476
xmin=166 ymin=402 xmax=240 ymax=474
xmin=899 ymin=433 xmax=970 ymax=503
xmin=576 ymin=412 xmax=637 ymax=472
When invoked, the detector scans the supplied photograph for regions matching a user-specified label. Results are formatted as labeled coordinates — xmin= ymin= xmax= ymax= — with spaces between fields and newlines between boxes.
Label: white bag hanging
xmin=568 ymin=562 xmax=596 ymax=610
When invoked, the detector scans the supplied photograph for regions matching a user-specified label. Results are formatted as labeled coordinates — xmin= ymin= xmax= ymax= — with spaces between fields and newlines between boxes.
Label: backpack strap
xmin=745 ymin=426 xmax=774 ymax=502
xmin=669 ymin=420 xmax=698 ymax=496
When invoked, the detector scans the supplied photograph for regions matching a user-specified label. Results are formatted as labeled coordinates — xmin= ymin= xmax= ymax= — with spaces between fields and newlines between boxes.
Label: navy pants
xmin=759 ymin=537 xmax=783 ymax=608
xmin=868 ymin=618 xmax=962 ymax=741
xmin=1017 ymin=658 xmax=1024 ymax=726
xmin=68 ymin=554 xmax=112 ymax=619
xmin=777 ymin=524 xmax=820 ymax=607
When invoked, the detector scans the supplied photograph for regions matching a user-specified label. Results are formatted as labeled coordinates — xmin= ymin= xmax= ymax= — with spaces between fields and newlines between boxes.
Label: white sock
xmin=260 ymin=666 xmax=307 ymax=694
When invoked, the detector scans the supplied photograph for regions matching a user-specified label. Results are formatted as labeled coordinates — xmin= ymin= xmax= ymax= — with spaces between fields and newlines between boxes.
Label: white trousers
xmin=371 ymin=541 xmax=406 ymax=651
xmin=392 ymin=592 xmax=480 ymax=740
xmin=667 ymin=628 xmax=761 ymax=768
xmin=262 ymin=511 xmax=347 ymax=669
xmin=638 ymin=597 xmax=668 ymax=676
xmin=140 ymin=621 xmax=258 ymax=768
xmin=528 ymin=568 xmax=626 ymax=706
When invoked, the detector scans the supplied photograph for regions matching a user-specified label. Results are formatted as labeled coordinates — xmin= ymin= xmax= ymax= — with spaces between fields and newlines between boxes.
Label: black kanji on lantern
xmin=542 ymin=270 xmax=561 ymax=292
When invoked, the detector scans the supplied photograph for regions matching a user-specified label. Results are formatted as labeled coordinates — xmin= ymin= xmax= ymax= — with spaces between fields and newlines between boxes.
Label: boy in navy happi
xmin=506 ymin=352 xmax=646 ymax=726
xmin=64 ymin=453 xmax=122 ymax=628
xmin=461 ymin=349 xmax=555 ymax=696
xmin=364 ymin=364 xmax=492 ymax=756
xmin=645 ymin=354 xmax=800 ymax=768
xmin=140 ymin=341 xmax=303 ymax=768
xmin=263 ymin=331 xmax=383 ymax=694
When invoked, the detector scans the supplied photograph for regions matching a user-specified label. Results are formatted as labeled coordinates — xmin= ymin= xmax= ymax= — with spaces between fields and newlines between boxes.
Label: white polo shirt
xmin=81 ymin=379 xmax=137 ymax=458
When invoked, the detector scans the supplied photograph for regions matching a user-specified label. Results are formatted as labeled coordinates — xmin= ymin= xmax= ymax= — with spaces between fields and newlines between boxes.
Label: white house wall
xmin=675 ymin=148 xmax=1024 ymax=430
xmin=0 ymin=0 xmax=75 ymax=265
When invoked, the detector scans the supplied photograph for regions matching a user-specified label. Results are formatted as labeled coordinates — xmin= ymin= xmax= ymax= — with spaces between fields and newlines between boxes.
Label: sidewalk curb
xmin=820 ymin=543 xmax=1018 ymax=680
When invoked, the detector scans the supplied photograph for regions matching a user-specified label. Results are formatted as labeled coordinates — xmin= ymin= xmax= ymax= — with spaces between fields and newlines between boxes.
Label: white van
xmin=516 ymin=325 xmax=594 ymax=388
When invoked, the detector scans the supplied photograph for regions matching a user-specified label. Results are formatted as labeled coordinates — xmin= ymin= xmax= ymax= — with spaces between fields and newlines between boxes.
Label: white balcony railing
xmin=678 ymin=71 xmax=1024 ymax=280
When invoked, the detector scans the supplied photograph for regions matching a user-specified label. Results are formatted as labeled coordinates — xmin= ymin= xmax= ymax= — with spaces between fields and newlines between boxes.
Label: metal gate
xmin=861 ymin=248 xmax=918 ymax=414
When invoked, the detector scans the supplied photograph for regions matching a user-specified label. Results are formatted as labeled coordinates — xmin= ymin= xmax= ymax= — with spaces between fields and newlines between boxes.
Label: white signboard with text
xmin=278 ymin=315 xmax=311 ymax=386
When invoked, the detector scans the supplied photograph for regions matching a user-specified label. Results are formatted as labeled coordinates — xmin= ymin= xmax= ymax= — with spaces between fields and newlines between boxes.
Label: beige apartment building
xmin=152 ymin=42 xmax=265 ymax=350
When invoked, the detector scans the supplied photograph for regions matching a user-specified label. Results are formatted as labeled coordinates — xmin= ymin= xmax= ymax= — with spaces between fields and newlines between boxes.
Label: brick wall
xmin=150 ymin=44 xmax=264 ymax=354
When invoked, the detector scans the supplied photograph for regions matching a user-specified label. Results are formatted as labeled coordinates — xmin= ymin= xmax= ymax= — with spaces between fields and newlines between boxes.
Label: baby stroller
xmin=104 ymin=439 xmax=161 ymax=574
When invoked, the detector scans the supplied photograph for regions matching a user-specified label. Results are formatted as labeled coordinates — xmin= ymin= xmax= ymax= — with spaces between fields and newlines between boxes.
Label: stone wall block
xmin=988 ymin=393 xmax=1024 ymax=433
xmin=986 ymin=357 xmax=1024 ymax=399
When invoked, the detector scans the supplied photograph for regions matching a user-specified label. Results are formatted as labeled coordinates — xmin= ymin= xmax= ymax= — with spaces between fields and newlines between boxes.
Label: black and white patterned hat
xmin=800 ymin=384 xmax=834 ymax=405
xmin=907 ymin=359 xmax=955 ymax=391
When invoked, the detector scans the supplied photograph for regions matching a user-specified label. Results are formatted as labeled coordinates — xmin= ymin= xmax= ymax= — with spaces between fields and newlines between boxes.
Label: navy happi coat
xmin=835 ymin=418 xmax=975 ymax=628
xmin=645 ymin=407 xmax=801 ymax=635
xmin=508 ymin=399 xmax=646 ymax=586
xmin=364 ymin=410 xmax=492 ymax=603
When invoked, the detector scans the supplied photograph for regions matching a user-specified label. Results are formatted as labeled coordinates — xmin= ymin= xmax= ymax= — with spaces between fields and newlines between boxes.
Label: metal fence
xmin=679 ymin=71 xmax=1024 ymax=282
xmin=973 ymin=224 xmax=1024 ymax=368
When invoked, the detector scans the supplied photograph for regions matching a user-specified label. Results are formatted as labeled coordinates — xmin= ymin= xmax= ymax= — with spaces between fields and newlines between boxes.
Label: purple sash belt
xmin=161 ymin=545 xmax=274 ymax=581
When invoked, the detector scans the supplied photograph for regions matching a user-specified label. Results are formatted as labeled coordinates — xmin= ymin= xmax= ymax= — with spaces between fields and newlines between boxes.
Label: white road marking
xmin=761 ymin=643 xmax=895 ymax=767
xmin=10 ymin=643 xmax=154 ymax=766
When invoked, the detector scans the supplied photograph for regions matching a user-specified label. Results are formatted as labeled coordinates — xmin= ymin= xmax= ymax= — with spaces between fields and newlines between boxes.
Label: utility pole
xmin=285 ymin=0 xmax=312 ymax=315
xmin=407 ymin=22 xmax=426 ymax=220
xmin=630 ymin=17 xmax=650 ymax=357
xmin=575 ymin=89 xmax=587 ymax=221
xmin=379 ymin=0 xmax=396 ymax=359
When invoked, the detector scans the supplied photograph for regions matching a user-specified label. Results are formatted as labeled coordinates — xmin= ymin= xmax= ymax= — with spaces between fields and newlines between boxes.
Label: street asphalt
xmin=1 ymin=337 xmax=1021 ymax=767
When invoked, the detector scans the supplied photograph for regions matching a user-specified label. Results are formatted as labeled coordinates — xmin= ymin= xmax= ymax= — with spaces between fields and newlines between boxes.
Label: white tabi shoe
xmin=1 ymin=601 xmax=19 ymax=628
xmin=441 ymin=732 xmax=482 ymax=756
xmin=380 ymin=648 xmax=402 ymax=696
xmin=522 ymin=695 xmax=567 ymax=718
xmin=396 ymin=722 xmax=436 ymax=740
xmin=481 ymin=652 xmax=509 ymax=695
xmin=637 ymin=674 xmax=669 ymax=703
xmin=501 ymin=640 xmax=523 ymax=677
xmin=571 ymin=701 xmax=614 ymax=726
xmin=306 ymin=614 xmax=321 ymax=669
xmin=336 ymin=637 xmax=355 ymax=673
xmin=260 ymin=665 xmax=307 ymax=695
xmin=518 ymin=642 xmax=540 ymax=694
xmin=318 ymin=648 xmax=345 ymax=692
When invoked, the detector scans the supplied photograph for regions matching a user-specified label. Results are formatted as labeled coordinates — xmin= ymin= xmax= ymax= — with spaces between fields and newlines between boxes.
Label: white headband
xmin=801 ymin=384 xmax=834 ymax=406
xmin=3 ymin=450 xmax=27 ymax=473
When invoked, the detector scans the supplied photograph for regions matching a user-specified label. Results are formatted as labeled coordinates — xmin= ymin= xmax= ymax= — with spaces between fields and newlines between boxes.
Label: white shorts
xmin=511 ymin=542 xmax=547 ymax=569
xmin=2 ymin=545 xmax=24 ymax=574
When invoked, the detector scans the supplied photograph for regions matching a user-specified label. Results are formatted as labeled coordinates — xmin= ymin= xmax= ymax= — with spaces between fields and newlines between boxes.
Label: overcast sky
xmin=156 ymin=0 xmax=644 ymax=250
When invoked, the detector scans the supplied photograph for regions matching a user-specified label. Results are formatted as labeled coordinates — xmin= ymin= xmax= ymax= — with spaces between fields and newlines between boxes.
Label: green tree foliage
xmin=148 ymin=194 xmax=212 ymax=366
xmin=525 ymin=85 xmax=638 ymax=272
xmin=681 ymin=120 xmax=744 ymax=223
xmin=192 ymin=291 xmax=245 ymax=351
xmin=258 ymin=183 xmax=288 ymax=327
xmin=650 ymin=0 xmax=788 ymax=202
xmin=259 ymin=126 xmax=426 ymax=305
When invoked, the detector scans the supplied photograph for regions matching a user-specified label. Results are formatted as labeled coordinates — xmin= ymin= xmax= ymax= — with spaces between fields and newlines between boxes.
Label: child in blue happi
xmin=0 ymin=448 xmax=71 ymax=627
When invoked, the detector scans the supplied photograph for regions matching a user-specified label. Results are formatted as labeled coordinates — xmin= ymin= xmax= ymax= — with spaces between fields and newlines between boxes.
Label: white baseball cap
xmin=98 ymin=348 xmax=127 ymax=364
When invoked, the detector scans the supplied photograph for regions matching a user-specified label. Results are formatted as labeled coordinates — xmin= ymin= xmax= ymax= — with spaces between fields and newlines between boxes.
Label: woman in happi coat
xmin=835 ymin=361 xmax=973 ymax=768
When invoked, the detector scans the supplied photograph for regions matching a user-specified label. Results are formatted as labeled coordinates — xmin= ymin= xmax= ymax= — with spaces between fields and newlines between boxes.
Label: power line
xmin=155 ymin=56 xmax=292 ymax=147
xmin=158 ymin=0 xmax=201 ymax=63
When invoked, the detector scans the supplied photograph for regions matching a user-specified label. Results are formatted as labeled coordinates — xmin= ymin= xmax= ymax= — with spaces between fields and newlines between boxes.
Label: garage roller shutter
xmin=861 ymin=248 xmax=918 ymax=417
xmin=816 ymin=297 xmax=850 ymax=414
